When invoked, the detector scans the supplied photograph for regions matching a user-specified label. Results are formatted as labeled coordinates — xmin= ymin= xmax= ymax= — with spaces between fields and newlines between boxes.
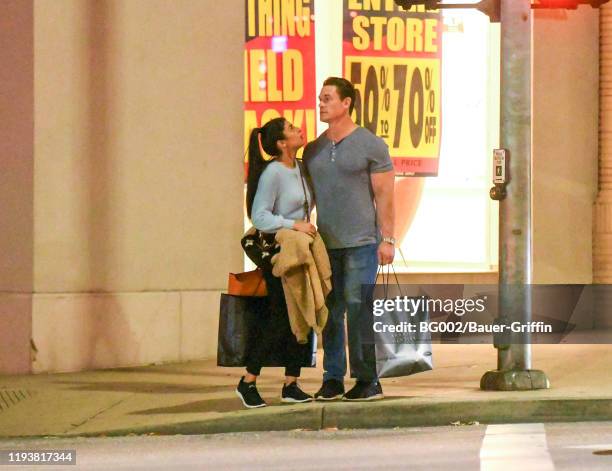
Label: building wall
xmin=27 ymin=0 xmax=244 ymax=373
xmin=0 ymin=2 xmax=603 ymax=374
xmin=532 ymin=7 xmax=599 ymax=284
xmin=0 ymin=0 xmax=34 ymax=374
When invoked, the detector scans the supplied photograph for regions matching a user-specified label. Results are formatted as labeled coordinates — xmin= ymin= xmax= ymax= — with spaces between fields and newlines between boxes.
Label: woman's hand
xmin=293 ymin=220 xmax=317 ymax=236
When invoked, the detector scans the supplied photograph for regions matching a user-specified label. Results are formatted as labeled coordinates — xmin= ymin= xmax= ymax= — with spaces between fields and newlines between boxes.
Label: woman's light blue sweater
xmin=252 ymin=161 xmax=312 ymax=233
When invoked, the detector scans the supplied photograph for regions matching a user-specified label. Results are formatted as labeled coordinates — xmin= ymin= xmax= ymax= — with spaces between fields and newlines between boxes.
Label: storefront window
xmin=245 ymin=0 xmax=499 ymax=273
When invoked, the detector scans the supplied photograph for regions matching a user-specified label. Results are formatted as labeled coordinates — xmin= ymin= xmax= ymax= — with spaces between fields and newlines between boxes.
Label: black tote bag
xmin=217 ymin=293 xmax=316 ymax=368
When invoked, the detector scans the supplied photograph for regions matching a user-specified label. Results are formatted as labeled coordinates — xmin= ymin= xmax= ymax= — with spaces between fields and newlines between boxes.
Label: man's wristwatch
xmin=382 ymin=236 xmax=396 ymax=246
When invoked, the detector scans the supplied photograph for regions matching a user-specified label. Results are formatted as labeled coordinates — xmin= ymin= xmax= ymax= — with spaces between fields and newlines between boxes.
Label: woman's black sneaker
xmin=281 ymin=382 xmax=313 ymax=403
xmin=314 ymin=379 xmax=345 ymax=401
xmin=236 ymin=377 xmax=266 ymax=409
xmin=342 ymin=381 xmax=383 ymax=401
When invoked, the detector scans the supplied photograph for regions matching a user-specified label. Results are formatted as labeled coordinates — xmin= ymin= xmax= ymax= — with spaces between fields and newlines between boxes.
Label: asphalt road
xmin=1 ymin=422 xmax=612 ymax=470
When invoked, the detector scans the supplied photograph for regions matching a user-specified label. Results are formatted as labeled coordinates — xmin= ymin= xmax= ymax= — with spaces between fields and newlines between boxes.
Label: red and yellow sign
xmin=244 ymin=0 xmax=317 ymax=164
xmin=343 ymin=0 xmax=442 ymax=176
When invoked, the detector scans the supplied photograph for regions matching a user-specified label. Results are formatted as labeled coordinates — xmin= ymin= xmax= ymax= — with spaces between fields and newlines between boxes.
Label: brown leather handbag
xmin=227 ymin=268 xmax=267 ymax=297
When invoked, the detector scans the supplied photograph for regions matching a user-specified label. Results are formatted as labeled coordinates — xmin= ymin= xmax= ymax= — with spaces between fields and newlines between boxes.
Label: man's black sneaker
xmin=235 ymin=376 xmax=266 ymax=409
xmin=342 ymin=381 xmax=384 ymax=401
xmin=314 ymin=379 xmax=345 ymax=401
xmin=281 ymin=382 xmax=313 ymax=403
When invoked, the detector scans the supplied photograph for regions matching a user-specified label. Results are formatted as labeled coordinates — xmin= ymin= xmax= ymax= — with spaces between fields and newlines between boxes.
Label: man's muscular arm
xmin=371 ymin=170 xmax=395 ymax=265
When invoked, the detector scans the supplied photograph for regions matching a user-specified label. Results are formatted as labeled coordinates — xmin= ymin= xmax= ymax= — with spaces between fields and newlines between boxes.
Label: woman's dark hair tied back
xmin=245 ymin=117 xmax=287 ymax=219
xmin=258 ymin=118 xmax=286 ymax=157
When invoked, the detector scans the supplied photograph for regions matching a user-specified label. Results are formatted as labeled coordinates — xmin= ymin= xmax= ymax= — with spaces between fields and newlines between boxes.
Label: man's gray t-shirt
xmin=303 ymin=127 xmax=393 ymax=249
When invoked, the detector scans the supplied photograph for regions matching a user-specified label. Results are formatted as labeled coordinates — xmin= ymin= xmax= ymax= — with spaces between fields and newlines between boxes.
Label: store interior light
xmin=271 ymin=36 xmax=288 ymax=53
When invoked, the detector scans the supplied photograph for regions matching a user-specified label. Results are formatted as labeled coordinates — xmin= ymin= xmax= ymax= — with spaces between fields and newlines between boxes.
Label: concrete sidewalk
xmin=1 ymin=344 xmax=611 ymax=438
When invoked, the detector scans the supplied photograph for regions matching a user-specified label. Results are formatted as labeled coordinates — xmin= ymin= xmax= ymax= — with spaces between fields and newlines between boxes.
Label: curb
xmin=12 ymin=397 xmax=606 ymax=439
xmin=322 ymin=398 xmax=612 ymax=429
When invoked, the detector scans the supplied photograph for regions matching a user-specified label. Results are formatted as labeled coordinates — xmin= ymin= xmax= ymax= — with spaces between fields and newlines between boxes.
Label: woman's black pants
xmin=245 ymin=268 xmax=306 ymax=378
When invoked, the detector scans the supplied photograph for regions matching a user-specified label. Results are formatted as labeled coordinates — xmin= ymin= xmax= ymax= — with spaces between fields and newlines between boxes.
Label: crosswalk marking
xmin=480 ymin=423 xmax=555 ymax=471
xmin=565 ymin=444 xmax=612 ymax=450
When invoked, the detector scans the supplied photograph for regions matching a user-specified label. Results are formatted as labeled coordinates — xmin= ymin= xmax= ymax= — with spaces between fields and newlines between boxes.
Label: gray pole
xmin=480 ymin=0 xmax=550 ymax=390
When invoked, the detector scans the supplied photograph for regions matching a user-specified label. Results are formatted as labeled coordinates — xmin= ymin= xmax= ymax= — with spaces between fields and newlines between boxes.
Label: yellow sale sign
xmin=343 ymin=2 xmax=442 ymax=175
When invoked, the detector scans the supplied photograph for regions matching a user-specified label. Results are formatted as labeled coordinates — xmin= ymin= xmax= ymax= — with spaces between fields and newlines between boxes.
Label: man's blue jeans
xmin=323 ymin=243 xmax=379 ymax=383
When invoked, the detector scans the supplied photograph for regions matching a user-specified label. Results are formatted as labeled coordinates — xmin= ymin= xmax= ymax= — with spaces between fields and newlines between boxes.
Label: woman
xmin=236 ymin=117 xmax=317 ymax=409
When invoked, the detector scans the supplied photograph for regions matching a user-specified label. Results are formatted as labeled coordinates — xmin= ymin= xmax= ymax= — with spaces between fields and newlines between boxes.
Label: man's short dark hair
xmin=323 ymin=77 xmax=356 ymax=114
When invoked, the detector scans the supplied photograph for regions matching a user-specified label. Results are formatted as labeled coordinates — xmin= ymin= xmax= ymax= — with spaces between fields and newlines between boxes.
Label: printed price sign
xmin=343 ymin=1 xmax=442 ymax=176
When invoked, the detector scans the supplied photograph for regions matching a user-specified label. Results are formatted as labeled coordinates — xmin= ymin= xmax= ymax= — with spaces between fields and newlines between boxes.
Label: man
xmin=303 ymin=77 xmax=395 ymax=401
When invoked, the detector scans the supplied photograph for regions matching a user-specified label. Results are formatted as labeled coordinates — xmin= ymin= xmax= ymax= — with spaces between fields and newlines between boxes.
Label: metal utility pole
xmin=480 ymin=0 xmax=549 ymax=391
xmin=393 ymin=0 xmax=610 ymax=389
